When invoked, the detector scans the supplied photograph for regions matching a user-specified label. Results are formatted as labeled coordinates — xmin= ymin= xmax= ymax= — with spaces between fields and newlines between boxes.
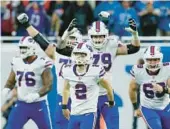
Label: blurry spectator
xmin=1 ymin=1 xmax=15 ymax=37
xmin=11 ymin=1 xmax=29 ymax=36
xmin=59 ymin=1 xmax=94 ymax=36
xmin=134 ymin=1 xmax=159 ymax=36
xmin=109 ymin=1 xmax=139 ymax=36
xmin=44 ymin=0 xmax=69 ymax=17
xmin=94 ymin=0 xmax=120 ymax=20
xmin=50 ymin=1 xmax=70 ymax=36
xmin=26 ymin=1 xmax=50 ymax=36
xmin=154 ymin=1 xmax=170 ymax=36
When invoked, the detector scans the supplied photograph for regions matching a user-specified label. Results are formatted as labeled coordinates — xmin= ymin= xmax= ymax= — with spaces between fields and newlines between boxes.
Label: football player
xmin=61 ymin=42 xmax=114 ymax=129
xmin=2 ymin=36 xmax=53 ymax=129
xmin=17 ymin=13 xmax=82 ymax=129
xmin=86 ymin=14 xmax=140 ymax=129
xmin=129 ymin=46 xmax=170 ymax=129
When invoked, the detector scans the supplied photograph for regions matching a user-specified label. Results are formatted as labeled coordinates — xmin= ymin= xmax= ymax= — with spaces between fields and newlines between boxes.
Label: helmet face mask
xmin=143 ymin=46 xmax=163 ymax=72
xmin=91 ymin=35 xmax=106 ymax=48
xmin=19 ymin=36 xmax=36 ymax=59
xmin=88 ymin=21 xmax=108 ymax=49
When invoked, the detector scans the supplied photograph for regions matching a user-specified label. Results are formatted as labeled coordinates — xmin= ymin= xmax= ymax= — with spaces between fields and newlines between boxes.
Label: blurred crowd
xmin=1 ymin=0 xmax=170 ymax=38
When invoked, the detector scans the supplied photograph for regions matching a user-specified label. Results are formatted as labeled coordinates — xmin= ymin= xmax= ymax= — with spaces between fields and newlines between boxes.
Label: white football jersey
xmin=61 ymin=64 xmax=106 ymax=115
xmin=131 ymin=63 xmax=170 ymax=110
xmin=11 ymin=56 xmax=53 ymax=102
xmin=55 ymin=52 xmax=71 ymax=95
xmin=87 ymin=39 xmax=119 ymax=95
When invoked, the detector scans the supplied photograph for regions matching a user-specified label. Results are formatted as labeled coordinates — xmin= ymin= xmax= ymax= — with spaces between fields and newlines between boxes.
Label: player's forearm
xmin=129 ymin=89 xmax=137 ymax=103
xmin=106 ymin=89 xmax=114 ymax=102
xmin=62 ymin=90 xmax=70 ymax=105
xmin=26 ymin=25 xmax=39 ymax=37
xmin=56 ymin=39 xmax=68 ymax=49
xmin=38 ymin=84 xmax=52 ymax=97
xmin=131 ymin=33 xmax=140 ymax=47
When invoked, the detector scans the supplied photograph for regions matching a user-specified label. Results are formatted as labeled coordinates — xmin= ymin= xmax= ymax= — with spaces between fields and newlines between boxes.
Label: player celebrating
xmin=61 ymin=43 xmax=114 ymax=129
xmin=17 ymin=13 xmax=82 ymax=129
xmin=2 ymin=36 xmax=53 ymax=129
xmin=129 ymin=46 xmax=170 ymax=129
xmin=87 ymin=13 xmax=140 ymax=129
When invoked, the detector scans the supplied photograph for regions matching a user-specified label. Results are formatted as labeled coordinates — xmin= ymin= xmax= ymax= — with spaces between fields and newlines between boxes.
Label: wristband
xmin=23 ymin=22 xmax=31 ymax=29
xmin=109 ymin=101 xmax=114 ymax=106
xmin=132 ymin=102 xmax=138 ymax=110
xmin=62 ymin=104 xmax=67 ymax=109
xmin=163 ymin=87 xmax=169 ymax=94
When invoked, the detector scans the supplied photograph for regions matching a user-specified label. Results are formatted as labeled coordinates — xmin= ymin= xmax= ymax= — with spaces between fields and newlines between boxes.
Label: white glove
xmin=1 ymin=88 xmax=11 ymax=105
xmin=24 ymin=93 xmax=40 ymax=103
xmin=98 ymin=11 xmax=110 ymax=19
xmin=61 ymin=27 xmax=78 ymax=41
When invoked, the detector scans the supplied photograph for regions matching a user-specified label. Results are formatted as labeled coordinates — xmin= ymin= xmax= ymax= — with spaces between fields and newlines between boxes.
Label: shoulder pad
xmin=163 ymin=62 xmax=170 ymax=66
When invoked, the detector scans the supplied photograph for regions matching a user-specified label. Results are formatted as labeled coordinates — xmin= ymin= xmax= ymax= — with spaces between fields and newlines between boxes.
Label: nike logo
xmin=38 ymin=109 xmax=43 ymax=111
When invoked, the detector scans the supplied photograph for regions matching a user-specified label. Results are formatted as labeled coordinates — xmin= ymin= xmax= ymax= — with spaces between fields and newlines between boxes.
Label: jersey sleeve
xmin=41 ymin=57 xmax=54 ymax=73
xmin=10 ymin=57 xmax=18 ymax=73
xmin=130 ymin=65 xmax=141 ymax=85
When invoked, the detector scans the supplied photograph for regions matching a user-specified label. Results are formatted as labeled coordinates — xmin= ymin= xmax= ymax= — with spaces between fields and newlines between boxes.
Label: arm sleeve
xmin=33 ymin=33 xmax=50 ymax=51
xmin=56 ymin=48 xmax=72 ymax=57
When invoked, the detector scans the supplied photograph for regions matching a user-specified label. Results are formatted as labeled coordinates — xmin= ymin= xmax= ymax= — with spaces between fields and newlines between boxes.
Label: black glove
xmin=128 ymin=18 xmax=137 ymax=31
xmin=67 ymin=18 xmax=77 ymax=31
xmin=17 ymin=13 xmax=30 ymax=28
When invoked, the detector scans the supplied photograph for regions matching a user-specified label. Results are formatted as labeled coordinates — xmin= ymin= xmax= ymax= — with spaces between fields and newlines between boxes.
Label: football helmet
xmin=88 ymin=21 xmax=109 ymax=49
xmin=18 ymin=36 xmax=37 ymax=59
xmin=66 ymin=28 xmax=83 ymax=48
xmin=143 ymin=46 xmax=163 ymax=71
xmin=71 ymin=42 xmax=93 ymax=65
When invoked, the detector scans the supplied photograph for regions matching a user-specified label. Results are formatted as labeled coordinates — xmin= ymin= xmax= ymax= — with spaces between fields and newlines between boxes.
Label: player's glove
xmin=61 ymin=18 xmax=78 ymax=41
xmin=98 ymin=11 xmax=110 ymax=19
xmin=24 ymin=93 xmax=40 ymax=103
xmin=105 ymin=101 xmax=115 ymax=107
xmin=17 ymin=13 xmax=30 ymax=28
xmin=67 ymin=18 xmax=77 ymax=31
xmin=125 ymin=18 xmax=138 ymax=34
xmin=1 ymin=88 xmax=11 ymax=105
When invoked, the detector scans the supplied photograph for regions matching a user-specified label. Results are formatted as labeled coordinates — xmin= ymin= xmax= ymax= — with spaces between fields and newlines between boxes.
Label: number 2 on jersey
xmin=75 ymin=84 xmax=87 ymax=100
xmin=17 ymin=71 xmax=36 ymax=87
xmin=93 ymin=53 xmax=112 ymax=71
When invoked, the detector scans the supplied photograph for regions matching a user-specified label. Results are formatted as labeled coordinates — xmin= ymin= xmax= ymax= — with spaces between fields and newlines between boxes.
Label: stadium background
xmin=1 ymin=1 xmax=170 ymax=129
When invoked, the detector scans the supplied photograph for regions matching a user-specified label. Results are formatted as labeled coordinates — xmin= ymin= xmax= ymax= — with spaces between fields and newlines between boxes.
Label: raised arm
xmin=17 ymin=13 xmax=76 ymax=56
xmin=116 ymin=18 xmax=140 ymax=55
xmin=99 ymin=11 xmax=140 ymax=55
